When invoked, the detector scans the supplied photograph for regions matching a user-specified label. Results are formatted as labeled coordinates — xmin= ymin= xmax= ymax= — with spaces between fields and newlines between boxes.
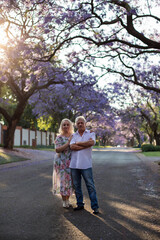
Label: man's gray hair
xmin=75 ymin=116 xmax=86 ymax=126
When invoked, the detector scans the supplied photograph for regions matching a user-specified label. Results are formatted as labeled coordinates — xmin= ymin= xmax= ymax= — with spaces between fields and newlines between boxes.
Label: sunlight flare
xmin=0 ymin=28 xmax=8 ymax=45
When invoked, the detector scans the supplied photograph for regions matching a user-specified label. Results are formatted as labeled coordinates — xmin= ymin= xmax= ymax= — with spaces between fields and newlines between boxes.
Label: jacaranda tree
xmin=0 ymin=0 xmax=159 ymax=148
xmin=115 ymin=84 xmax=160 ymax=145
xmin=130 ymin=91 xmax=160 ymax=145
xmin=30 ymin=80 xmax=111 ymax=127
xmin=0 ymin=0 xmax=98 ymax=149
xmin=43 ymin=0 xmax=160 ymax=92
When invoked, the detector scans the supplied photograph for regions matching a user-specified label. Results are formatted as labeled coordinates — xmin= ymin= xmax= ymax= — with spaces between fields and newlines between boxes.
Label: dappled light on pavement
xmin=108 ymin=200 xmax=160 ymax=239
xmin=93 ymin=147 xmax=141 ymax=152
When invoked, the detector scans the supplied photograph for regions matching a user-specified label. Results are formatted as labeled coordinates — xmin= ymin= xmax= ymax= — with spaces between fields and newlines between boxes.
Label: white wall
xmin=0 ymin=124 xmax=55 ymax=146
xmin=36 ymin=130 xmax=41 ymax=145
xmin=22 ymin=129 xmax=29 ymax=145
xmin=50 ymin=132 xmax=55 ymax=144
xmin=30 ymin=130 xmax=36 ymax=146
xmin=46 ymin=131 xmax=50 ymax=146
xmin=14 ymin=129 xmax=21 ymax=146
xmin=42 ymin=132 xmax=46 ymax=145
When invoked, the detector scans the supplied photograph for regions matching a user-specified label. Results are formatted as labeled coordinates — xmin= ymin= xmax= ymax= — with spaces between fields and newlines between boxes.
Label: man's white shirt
xmin=69 ymin=130 xmax=96 ymax=169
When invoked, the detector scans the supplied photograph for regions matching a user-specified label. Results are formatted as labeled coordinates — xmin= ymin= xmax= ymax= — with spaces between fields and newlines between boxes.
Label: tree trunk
xmin=3 ymin=101 xmax=27 ymax=150
xmin=154 ymin=132 xmax=160 ymax=146
xmin=135 ymin=132 xmax=141 ymax=147
xmin=149 ymin=134 xmax=154 ymax=145
xmin=4 ymin=119 xmax=19 ymax=149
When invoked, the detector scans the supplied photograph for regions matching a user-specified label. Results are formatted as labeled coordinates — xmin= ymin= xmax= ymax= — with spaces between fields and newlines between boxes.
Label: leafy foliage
xmin=0 ymin=0 xmax=160 ymax=149
xmin=141 ymin=144 xmax=160 ymax=152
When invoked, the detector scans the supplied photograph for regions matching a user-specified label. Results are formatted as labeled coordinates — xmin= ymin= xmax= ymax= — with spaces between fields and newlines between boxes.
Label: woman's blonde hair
xmin=58 ymin=118 xmax=74 ymax=135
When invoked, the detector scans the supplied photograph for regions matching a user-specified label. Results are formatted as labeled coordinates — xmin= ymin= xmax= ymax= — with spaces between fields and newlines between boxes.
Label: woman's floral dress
xmin=52 ymin=135 xmax=73 ymax=196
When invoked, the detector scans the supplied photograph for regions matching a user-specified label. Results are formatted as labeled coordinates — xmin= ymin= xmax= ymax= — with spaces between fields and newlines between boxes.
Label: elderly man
xmin=70 ymin=116 xmax=99 ymax=214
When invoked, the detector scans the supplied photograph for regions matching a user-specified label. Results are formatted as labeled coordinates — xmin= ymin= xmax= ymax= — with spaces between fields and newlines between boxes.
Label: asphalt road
xmin=0 ymin=148 xmax=160 ymax=240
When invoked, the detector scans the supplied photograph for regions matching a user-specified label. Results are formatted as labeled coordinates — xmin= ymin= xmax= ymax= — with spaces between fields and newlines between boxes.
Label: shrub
xmin=154 ymin=145 xmax=160 ymax=151
xmin=141 ymin=144 xmax=160 ymax=152
xmin=95 ymin=140 xmax=99 ymax=146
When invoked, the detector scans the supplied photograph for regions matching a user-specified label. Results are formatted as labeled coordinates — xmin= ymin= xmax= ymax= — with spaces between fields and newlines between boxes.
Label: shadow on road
xmin=60 ymin=150 xmax=160 ymax=240
xmin=0 ymin=149 xmax=160 ymax=240
xmin=61 ymin=184 xmax=160 ymax=240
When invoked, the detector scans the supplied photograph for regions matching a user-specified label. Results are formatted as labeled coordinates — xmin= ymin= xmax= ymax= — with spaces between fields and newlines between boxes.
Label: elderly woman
xmin=52 ymin=118 xmax=74 ymax=208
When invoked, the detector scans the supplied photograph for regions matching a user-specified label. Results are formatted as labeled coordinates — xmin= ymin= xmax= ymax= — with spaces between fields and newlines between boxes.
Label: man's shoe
xmin=93 ymin=208 xmax=99 ymax=214
xmin=73 ymin=206 xmax=84 ymax=211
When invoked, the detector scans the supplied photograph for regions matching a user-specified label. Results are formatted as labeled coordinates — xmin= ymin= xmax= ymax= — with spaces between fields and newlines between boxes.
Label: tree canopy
xmin=0 ymin=0 xmax=159 ymax=148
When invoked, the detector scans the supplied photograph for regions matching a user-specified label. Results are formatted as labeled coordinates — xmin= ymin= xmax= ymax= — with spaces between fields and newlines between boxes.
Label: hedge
xmin=141 ymin=144 xmax=160 ymax=152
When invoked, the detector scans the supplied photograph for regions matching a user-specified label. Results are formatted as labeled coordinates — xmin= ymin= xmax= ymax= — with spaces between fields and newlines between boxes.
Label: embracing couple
xmin=52 ymin=116 xmax=99 ymax=214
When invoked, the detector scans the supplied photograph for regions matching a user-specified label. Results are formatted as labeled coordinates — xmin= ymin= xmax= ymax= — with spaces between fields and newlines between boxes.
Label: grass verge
xmin=14 ymin=145 xmax=55 ymax=151
xmin=36 ymin=148 xmax=55 ymax=151
xmin=0 ymin=152 xmax=29 ymax=165
xmin=142 ymin=152 xmax=160 ymax=157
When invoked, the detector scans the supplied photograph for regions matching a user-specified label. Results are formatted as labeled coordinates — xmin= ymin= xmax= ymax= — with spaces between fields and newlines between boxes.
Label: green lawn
xmin=36 ymin=148 xmax=55 ymax=151
xmin=142 ymin=151 xmax=160 ymax=157
xmin=15 ymin=145 xmax=55 ymax=151
xmin=0 ymin=152 xmax=29 ymax=165
xmin=93 ymin=145 xmax=113 ymax=148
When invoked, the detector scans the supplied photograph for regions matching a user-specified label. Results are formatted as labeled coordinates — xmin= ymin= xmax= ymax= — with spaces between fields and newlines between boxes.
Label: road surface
xmin=0 ymin=148 xmax=160 ymax=240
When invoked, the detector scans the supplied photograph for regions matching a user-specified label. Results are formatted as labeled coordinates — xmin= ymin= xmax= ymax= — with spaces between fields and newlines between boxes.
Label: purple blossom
xmin=44 ymin=15 xmax=53 ymax=24
xmin=55 ymin=19 xmax=62 ymax=24
xmin=44 ymin=29 xmax=50 ymax=34
xmin=0 ymin=75 xmax=8 ymax=83
xmin=127 ymin=8 xmax=137 ymax=16
xmin=106 ymin=42 xmax=113 ymax=46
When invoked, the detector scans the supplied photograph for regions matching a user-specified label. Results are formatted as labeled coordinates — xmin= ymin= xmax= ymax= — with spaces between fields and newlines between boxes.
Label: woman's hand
xmin=68 ymin=135 xmax=73 ymax=144
xmin=56 ymin=135 xmax=73 ymax=153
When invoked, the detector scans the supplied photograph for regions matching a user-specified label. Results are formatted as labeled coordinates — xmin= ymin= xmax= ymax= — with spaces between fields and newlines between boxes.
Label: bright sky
xmin=0 ymin=28 xmax=8 ymax=45
xmin=0 ymin=2 xmax=159 ymax=92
